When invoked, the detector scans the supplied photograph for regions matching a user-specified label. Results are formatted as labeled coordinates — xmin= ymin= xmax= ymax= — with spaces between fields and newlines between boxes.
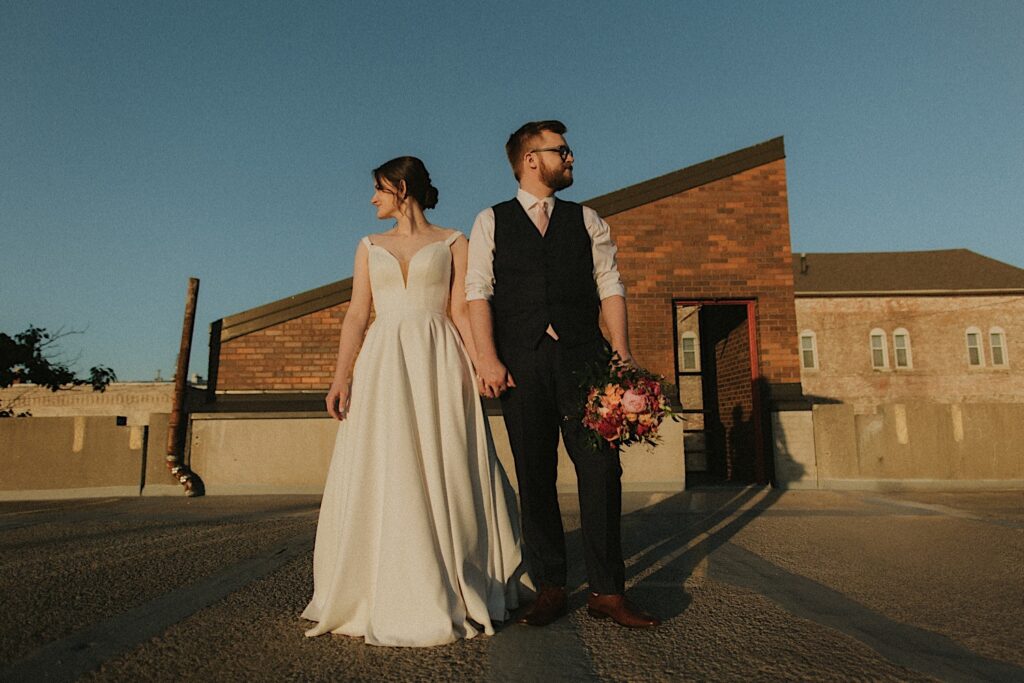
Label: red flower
xmin=576 ymin=354 xmax=678 ymax=449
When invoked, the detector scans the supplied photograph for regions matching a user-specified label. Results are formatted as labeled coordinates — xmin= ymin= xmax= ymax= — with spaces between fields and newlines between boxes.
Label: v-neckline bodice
xmin=366 ymin=233 xmax=455 ymax=289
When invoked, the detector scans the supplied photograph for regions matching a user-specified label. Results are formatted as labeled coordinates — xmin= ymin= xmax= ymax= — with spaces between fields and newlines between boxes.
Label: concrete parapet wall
xmin=494 ymin=416 xmax=685 ymax=494
xmin=188 ymin=414 xmax=337 ymax=495
xmin=142 ymin=412 xmax=182 ymax=495
xmin=0 ymin=410 xmax=685 ymax=498
xmin=772 ymin=411 xmax=818 ymax=489
xmin=0 ymin=417 xmax=143 ymax=497
xmin=185 ymin=413 xmax=685 ymax=496
xmin=617 ymin=418 xmax=686 ymax=491
xmin=0 ymin=413 xmax=187 ymax=500
xmin=809 ymin=401 xmax=1024 ymax=489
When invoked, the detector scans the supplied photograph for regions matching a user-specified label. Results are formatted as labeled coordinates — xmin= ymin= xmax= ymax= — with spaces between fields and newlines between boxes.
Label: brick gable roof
xmin=587 ymin=137 xmax=785 ymax=217
xmin=793 ymin=249 xmax=1024 ymax=296
xmin=218 ymin=279 xmax=352 ymax=343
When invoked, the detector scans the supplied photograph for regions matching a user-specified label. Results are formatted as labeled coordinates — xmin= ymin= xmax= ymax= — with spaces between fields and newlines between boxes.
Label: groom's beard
xmin=542 ymin=164 xmax=574 ymax=192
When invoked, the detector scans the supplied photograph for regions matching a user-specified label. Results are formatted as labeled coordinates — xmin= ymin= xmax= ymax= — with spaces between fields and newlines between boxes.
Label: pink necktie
xmin=532 ymin=200 xmax=558 ymax=340
xmin=533 ymin=200 xmax=549 ymax=236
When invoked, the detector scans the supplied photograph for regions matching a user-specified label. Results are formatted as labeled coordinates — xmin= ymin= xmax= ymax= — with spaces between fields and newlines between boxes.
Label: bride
xmin=302 ymin=156 xmax=529 ymax=647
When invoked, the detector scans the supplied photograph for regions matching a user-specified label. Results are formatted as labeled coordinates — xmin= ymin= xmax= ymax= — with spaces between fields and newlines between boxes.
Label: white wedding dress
xmin=302 ymin=231 xmax=528 ymax=647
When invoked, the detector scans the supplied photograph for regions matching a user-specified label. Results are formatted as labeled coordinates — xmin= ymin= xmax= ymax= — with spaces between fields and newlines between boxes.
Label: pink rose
xmin=621 ymin=389 xmax=646 ymax=413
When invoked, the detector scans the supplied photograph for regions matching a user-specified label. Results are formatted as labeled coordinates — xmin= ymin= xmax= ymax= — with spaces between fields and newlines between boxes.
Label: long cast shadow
xmin=555 ymin=485 xmax=784 ymax=622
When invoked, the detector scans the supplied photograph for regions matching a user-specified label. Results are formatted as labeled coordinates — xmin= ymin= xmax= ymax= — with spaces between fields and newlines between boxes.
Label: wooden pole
xmin=166 ymin=277 xmax=205 ymax=496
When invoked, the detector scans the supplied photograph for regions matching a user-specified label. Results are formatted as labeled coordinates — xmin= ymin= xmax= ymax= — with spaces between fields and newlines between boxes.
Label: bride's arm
xmin=449 ymin=235 xmax=481 ymax=369
xmin=326 ymin=241 xmax=372 ymax=420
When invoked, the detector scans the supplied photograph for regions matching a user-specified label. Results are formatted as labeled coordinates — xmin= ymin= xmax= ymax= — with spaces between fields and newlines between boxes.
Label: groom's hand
xmin=615 ymin=349 xmax=637 ymax=369
xmin=477 ymin=356 xmax=515 ymax=398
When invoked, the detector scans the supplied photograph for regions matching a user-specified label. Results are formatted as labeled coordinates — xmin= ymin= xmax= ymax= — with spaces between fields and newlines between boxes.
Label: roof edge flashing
xmin=585 ymin=136 xmax=785 ymax=217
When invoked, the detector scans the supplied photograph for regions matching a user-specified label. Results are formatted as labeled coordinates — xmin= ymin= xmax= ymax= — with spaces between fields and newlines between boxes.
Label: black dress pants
xmin=499 ymin=336 xmax=625 ymax=595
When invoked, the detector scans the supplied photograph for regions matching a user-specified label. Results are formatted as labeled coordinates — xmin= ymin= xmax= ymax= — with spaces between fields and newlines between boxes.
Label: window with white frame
xmin=989 ymin=327 xmax=1008 ymax=367
xmin=870 ymin=329 xmax=888 ymax=369
xmin=679 ymin=332 xmax=699 ymax=371
xmin=799 ymin=331 xmax=818 ymax=370
xmin=892 ymin=328 xmax=912 ymax=369
xmin=965 ymin=327 xmax=984 ymax=367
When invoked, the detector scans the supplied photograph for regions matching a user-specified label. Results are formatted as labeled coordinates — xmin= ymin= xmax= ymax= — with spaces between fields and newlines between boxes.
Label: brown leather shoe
xmin=586 ymin=593 xmax=660 ymax=628
xmin=516 ymin=585 xmax=568 ymax=626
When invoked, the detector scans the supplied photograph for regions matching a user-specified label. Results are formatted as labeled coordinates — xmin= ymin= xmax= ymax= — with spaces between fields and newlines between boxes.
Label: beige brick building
xmin=794 ymin=250 xmax=1024 ymax=411
xmin=0 ymin=381 xmax=196 ymax=425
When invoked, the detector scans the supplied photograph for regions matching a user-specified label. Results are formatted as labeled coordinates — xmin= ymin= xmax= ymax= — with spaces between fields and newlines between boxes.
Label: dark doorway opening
xmin=674 ymin=300 xmax=767 ymax=487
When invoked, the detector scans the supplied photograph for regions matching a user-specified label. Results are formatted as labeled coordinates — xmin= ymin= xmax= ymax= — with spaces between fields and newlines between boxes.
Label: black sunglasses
xmin=529 ymin=145 xmax=573 ymax=161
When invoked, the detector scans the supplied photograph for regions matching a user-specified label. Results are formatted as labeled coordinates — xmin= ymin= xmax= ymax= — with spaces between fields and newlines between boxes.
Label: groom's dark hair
xmin=506 ymin=120 xmax=567 ymax=181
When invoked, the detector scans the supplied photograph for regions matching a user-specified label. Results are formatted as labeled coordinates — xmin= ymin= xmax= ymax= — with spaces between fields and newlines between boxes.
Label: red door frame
xmin=673 ymin=298 xmax=767 ymax=484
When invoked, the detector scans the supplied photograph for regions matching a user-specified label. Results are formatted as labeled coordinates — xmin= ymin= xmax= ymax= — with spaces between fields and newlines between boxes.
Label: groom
xmin=467 ymin=120 xmax=659 ymax=628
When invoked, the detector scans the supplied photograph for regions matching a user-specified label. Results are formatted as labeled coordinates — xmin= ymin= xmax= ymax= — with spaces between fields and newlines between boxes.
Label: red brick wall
xmin=216 ymin=302 xmax=349 ymax=391
xmin=707 ymin=308 xmax=755 ymax=481
xmin=607 ymin=159 xmax=800 ymax=387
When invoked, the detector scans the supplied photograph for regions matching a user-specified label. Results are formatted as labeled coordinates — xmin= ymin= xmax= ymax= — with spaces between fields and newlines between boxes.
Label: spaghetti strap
xmin=444 ymin=230 xmax=463 ymax=246
xmin=362 ymin=235 xmax=374 ymax=248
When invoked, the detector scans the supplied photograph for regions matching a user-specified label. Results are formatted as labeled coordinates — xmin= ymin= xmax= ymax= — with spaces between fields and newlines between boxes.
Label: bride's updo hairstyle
xmin=373 ymin=156 xmax=439 ymax=210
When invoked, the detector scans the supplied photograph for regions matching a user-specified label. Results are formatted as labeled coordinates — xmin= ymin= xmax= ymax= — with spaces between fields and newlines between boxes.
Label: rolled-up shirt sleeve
xmin=584 ymin=206 xmax=627 ymax=300
xmin=465 ymin=207 xmax=496 ymax=301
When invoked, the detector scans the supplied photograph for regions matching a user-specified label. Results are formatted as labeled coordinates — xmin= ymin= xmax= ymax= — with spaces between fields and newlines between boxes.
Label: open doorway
xmin=674 ymin=300 xmax=768 ymax=487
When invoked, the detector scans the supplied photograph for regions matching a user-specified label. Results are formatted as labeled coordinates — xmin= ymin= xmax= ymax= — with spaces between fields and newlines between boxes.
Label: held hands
xmin=325 ymin=380 xmax=352 ymax=421
xmin=475 ymin=356 xmax=515 ymax=399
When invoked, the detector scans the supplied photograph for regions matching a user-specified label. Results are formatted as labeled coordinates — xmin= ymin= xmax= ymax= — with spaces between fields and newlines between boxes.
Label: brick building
xmin=794 ymin=250 xmax=1024 ymax=411
xmin=206 ymin=137 xmax=802 ymax=485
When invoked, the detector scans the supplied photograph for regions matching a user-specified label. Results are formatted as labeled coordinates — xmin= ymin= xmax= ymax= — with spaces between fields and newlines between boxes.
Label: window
xmin=799 ymin=331 xmax=818 ymax=370
xmin=680 ymin=332 xmax=699 ymax=371
xmin=990 ymin=327 xmax=1008 ymax=367
xmin=870 ymin=329 xmax=888 ymax=369
xmin=892 ymin=328 xmax=912 ymax=369
xmin=965 ymin=327 xmax=983 ymax=367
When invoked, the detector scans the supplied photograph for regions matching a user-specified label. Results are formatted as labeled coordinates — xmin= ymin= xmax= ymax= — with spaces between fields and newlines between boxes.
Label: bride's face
xmin=371 ymin=178 xmax=404 ymax=220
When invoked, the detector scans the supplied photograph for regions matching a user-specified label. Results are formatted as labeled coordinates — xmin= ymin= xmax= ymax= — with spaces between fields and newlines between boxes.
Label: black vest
xmin=491 ymin=198 xmax=602 ymax=350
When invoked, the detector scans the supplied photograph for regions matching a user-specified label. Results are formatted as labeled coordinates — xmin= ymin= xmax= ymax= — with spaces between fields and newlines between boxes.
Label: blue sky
xmin=2 ymin=1 xmax=1022 ymax=381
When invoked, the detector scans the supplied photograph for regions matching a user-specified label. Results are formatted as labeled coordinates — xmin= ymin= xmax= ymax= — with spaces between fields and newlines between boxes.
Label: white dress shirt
xmin=465 ymin=188 xmax=627 ymax=303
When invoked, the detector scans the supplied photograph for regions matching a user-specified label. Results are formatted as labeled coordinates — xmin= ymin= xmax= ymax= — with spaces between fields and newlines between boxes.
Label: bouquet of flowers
xmin=577 ymin=353 xmax=678 ymax=449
